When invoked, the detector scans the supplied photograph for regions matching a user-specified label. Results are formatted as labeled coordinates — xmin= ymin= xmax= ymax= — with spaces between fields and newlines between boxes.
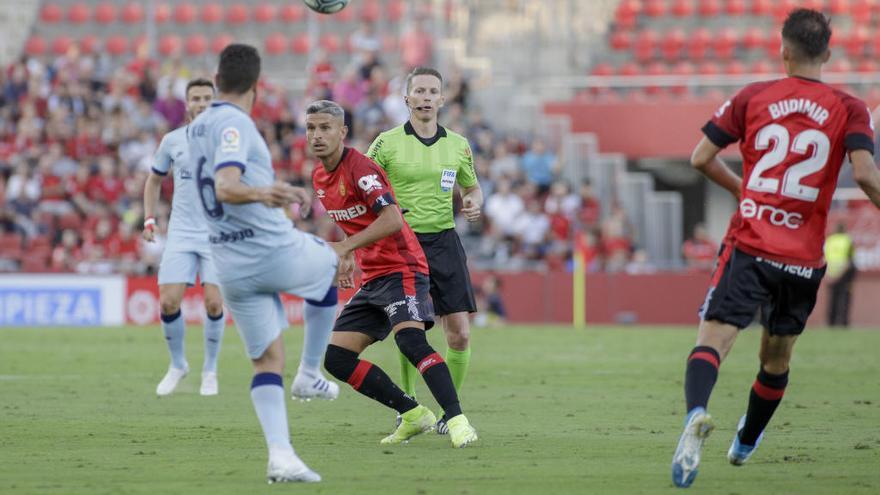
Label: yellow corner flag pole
xmin=573 ymin=232 xmax=586 ymax=328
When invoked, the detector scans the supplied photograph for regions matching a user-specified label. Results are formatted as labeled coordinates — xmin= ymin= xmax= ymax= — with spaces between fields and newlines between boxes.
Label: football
xmin=303 ymin=0 xmax=350 ymax=15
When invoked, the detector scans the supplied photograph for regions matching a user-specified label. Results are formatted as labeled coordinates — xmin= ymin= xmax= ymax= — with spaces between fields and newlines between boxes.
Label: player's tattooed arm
xmin=690 ymin=136 xmax=742 ymax=201
xmin=851 ymin=149 xmax=880 ymax=209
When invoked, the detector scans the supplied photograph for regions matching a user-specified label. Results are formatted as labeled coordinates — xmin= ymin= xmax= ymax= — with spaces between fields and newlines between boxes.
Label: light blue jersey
xmin=187 ymin=101 xmax=298 ymax=281
xmin=152 ymin=126 xmax=210 ymax=246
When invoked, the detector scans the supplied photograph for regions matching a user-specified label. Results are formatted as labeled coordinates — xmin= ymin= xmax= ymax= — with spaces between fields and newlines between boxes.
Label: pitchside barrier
xmin=1 ymin=272 xmax=878 ymax=327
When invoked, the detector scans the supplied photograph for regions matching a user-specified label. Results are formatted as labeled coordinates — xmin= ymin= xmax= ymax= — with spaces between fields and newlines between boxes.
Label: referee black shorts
xmin=416 ymin=228 xmax=477 ymax=316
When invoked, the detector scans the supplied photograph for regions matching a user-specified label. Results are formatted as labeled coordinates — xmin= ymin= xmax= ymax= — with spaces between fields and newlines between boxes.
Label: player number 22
xmin=747 ymin=123 xmax=830 ymax=202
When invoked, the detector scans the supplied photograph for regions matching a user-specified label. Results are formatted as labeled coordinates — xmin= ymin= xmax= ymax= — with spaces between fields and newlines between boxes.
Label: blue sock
xmin=300 ymin=287 xmax=338 ymax=377
xmin=250 ymin=373 xmax=292 ymax=451
xmin=203 ymin=312 xmax=225 ymax=373
xmin=161 ymin=310 xmax=187 ymax=370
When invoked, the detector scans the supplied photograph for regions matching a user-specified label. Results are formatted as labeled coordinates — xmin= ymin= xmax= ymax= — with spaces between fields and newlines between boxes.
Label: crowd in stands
xmin=0 ymin=24 xmax=649 ymax=275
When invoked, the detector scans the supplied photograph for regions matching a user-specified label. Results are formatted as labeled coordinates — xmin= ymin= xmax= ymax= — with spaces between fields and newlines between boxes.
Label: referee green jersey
xmin=367 ymin=121 xmax=477 ymax=234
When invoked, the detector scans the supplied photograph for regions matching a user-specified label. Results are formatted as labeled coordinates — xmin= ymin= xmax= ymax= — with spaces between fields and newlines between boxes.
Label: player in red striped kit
xmin=305 ymin=100 xmax=478 ymax=448
xmin=671 ymin=9 xmax=880 ymax=488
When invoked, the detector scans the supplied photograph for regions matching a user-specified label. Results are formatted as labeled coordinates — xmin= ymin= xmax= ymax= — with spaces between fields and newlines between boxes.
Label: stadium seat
xmin=94 ymin=2 xmax=117 ymax=24
xmin=611 ymin=31 xmax=632 ymax=51
xmin=0 ymin=233 xmax=23 ymax=261
xmin=265 ymin=33 xmax=287 ymax=55
xmin=846 ymin=28 xmax=869 ymax=58
xmin=742 ymin=27 xmax=766 ymax=51
xmin=634 ymin=29 xmax=659 ymax=63
xmin=615 ymin=0 xmax=640 ymax=29
xmin=105 ymin=35 xmax=129 ymax=56
xmin=382 ymin=34 xmax=398 ymax=52
xmin=725 ymin=0 xmax=746 ymax=15
xmin=857 ymin=59 xmax=878 ymax=73
xmin=226 ymin=4 xmax=248 ymax=25
xmin=645 ymin=61 xmax=667 ymax=95
xmin=334 ymin=5 xmax=355 ymax=22
xmin=671 ymin=0 xmax=695 ymax=17
xmin=21 ymin=250 xmax=52 ymax=272
xmin=320 ymin=33 xmax=341 ymax=54
xmin=751 ymin=59 xmax=777 ymax=75
xmin=24 ymin=36 xmax=47 ymax=56
xmin=697 ymin=61 xmax=720 ymax=75
xmin=590 ymin=63 xmax=615 ymax=77
xmin=211 ymin=34 xmax=234 ymax=54
xmin=773 ymin=0 xmax=798 ymax=22
xmin=661 ymin=29 xmax=686 ymax=62
xmin=79 ymin=35 xmax=98 ymax=55
xmin=360 ymin=0 xmax=381 ymax=22
xmin=852 ymin=0 xmax=872 ymax=24
xmin=764 ymin=32 xmax=782 ymax=58
xmin=828 ymin=0 xmax=849 ymax=15
xmin=617 ymin=62 xmax=641 ymax=76
xmin=387 ymin=0 xmax=405 ymax=22
xmin=644 ymin=0 xmax=667 ymax=17
xmin=670 ymin=61 xmax=695 ymax=95
xmin=713 ymin=28 xmax=738 ymax=60
xmin=40 ymin=3 xmax=63 ymax=24
xmin=28 ymin=235 xmax=52 ymax=252
xmin=201 ymin=3 xmax=223 ymax=24
xmin=173 ymin=3 xmax=197 ymax=25
xmin=828 ymin=58 xmax=853 ymax=73
xmin=725 ymin=60 xmax=747 ymax=75
xmin=698 ymin=0 xmax=721 ymax=17
xmin=185 ymin=34 xmax=207 ymax=56
xmin=291 ymin=33 xmax=310 ymax=54
xmin=52 ymin=36 xmax=73 ymax=56
xmin=159 ymin=34 xmax=182 ymax=56
xmin=750 ymin=0 xmax=773 ymax=15
xmin=280 ymin=3 xmax=305 ymax=23
xmin=154 ymin=3 xmax=171 ymax=23
xmin=67 ymin=2 xmax=90 ymax=24
xmin=687 ymin=28 xmax=711 ymax=61
xmin=121 ymin=2 xmax=144 ymax=24
xmin=254 ymin=3 xmax=276 ymax=23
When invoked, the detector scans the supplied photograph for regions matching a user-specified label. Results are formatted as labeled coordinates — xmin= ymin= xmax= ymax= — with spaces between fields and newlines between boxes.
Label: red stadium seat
xmin=121 ymin=2 xmax=144 ymax=24
xmin=846 ymin=27 xmax=869 ymax=58
xmin=610 ymin=31 xmax=632 ymax=51
xmin=828 ymin=58 xmax=853 ymax=73
xmin=751 ymin=60 xmax=777 ymax=75
xmin=105 ymin=35 xmax=129 ymax=56
xmin=828 ymin=0 xmax=849 ymax=15
xmin=772 ymin=0 xmax=797 ymax=22
xmin=201 ymin=3 xmax=224 ymax=24
xmin=94 ymin=2 xmax=117 ymax=24
xmin=857 ymin=59 xmax=878 ymax=73
xmin=320 ymin=33 xmax=341 ymax=54
xmin=185 ymin=34 xmax=207 ymax=56
xmin=764 ymin=32 xmax=782 ymax=58
xmin=265 ymin=33 xmax=287 ymax=55
xmin=67 ymin=2 xmax=90 ymax=24
xmin=28 ymin=235 xmax=52 ymax=252
xmin=79 ymin=35 xmax=98 ymax=55
xmin=254 ymin=3 xmax=276 ymax=23
xmin=713 ymin=28 xmax=737 ymax=60
xmin=671 ymin=0 xmax=695 ymax=17
xmin=360 ymin=0 xmax=381 ymax=22
xmin=211 ymin=34 xmax=234 ymax=54
xmin=617 ymin=62 xmax=641 ymax=76
xmin=387 ymin=0 xmax=405 ymax=22
xmin=590 ymin=63 xmax=615 ymax=76
xmin=852 ymin=0 xmax=872 ymax=24
xmin=291 ymin=33 xmax=310 ymax=54
xmin=634 ymin=29 xmax=659 ymax=63
xmin=697 ymin=61 xmax=720 ymax=75
xmin=661 ymin=29 xmax=686 ymax=62
xmin=52 ymin=36 xmax=74 ymax=56
xmin=159 ymin=34 xmax=182 ymax=56
xmin=154 ymin=3 xmax=171 ymax=23
xmin=25 ymin=36 xmax=47 ymax=56
xmin=645 ymin=61 xmax=667 ymax=95
xmin=644 ymin=0 xmax=666 ymax=17
xmin=334 ymin=5 xmax=355 ymax=22
xmin=698 ymin=0 xmax=721 ymax=17
xmin=687 ymin=28 xmax=711 ymax=61
xmin=726 ymin=0 xmax=746 ymax=15
xmin=40 ymin=3 xmax=63 ymax=23
xmin=742 ymin=27 xmax=766 ymax=51
xmin=59 ymin=213 xmax=83 ymax=230
xmin=226 ymin=4 xmax=248 ymax=25
xmin=173 ymin=3 xmax=197 ymax=25
xmin=670 ymin=61 xmax=695 ymax=96
xmin=280 ymin=3 xmax=305 ymax=23
xmin=802 ymin=0 xmax=825 ymax=10
xmin=615 ymin=0 xmax=640 ymax=29
xmin=21 ymin=253 xmax=51 ymax=273
xmin=725 ymin=60 xmax=747 ymax=75
xmin=750 ymin=0 xmax=773 ymax=16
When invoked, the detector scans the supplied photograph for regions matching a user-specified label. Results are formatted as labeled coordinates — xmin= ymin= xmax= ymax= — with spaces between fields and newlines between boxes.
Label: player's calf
xmin=395 ymin=327 xmax=463 ymax=420
xmin=324 ymin=344 xmax=419 ymax=413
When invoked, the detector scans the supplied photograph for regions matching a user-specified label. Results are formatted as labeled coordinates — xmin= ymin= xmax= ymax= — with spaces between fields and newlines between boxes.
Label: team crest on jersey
xmin=358 ymin=174 xmax=382 ymax=193
xmin=339 ymin=182 xmax=346 ymax=196
xmin=220 ymin=127 xmax=240 ymax=153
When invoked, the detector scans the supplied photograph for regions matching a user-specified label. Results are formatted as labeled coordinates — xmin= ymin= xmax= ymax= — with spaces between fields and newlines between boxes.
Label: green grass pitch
xmin=1 ymin=325 xmax=878 ymax=494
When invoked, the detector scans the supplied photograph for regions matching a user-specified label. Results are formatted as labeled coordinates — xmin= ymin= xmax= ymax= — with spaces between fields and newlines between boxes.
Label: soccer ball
xmin=303 ymin=0 xmax=350 ymax=15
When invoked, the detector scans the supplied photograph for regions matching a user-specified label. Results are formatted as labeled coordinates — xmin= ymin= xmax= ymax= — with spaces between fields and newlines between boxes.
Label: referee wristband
xmin=144 ymin=217 xmax=156 ymax=230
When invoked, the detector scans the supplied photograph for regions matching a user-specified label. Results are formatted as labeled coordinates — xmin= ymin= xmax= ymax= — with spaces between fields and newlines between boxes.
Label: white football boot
xmin=156 ymin=365 xmax=189 ymax=396
xmin=266 ymin=447 xmax=321 ymax=484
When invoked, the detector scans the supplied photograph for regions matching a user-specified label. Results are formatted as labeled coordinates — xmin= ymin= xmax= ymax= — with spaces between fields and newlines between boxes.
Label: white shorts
xmin=218 ymin=234 xmax=338 ymax=359
xmin=158 ymin=244 xmax=219 ymax=286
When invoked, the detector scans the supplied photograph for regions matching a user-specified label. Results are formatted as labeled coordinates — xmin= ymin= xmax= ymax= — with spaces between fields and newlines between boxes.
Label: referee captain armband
xmin=144 ymin=217 xmax=157 ymax=231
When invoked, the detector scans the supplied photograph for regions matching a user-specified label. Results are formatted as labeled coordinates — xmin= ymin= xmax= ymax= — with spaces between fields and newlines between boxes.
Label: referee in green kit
xmin=367 ymin=67 xmax=483 ymax=434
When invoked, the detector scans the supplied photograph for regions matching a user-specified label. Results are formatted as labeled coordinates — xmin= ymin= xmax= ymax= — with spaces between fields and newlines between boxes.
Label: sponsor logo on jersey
xmin=739 ymin=198 xmax=803 ymax=229
xmin=209 ymin=228 xmax=255 ymax=244
xmin=178 ymin=168 xmax=192 ymax=180
xmin=440 ymin=169 xmax=457 ymax=192
xmin=327 ymin=204 xmax=368 ymax=222
xmin=357 ymin=174 xmax=382 ymax=193
xmin=316 ymin=189 xmax=326 ymax=198
xmin=220 ymin=127 xmax=241 ymax=153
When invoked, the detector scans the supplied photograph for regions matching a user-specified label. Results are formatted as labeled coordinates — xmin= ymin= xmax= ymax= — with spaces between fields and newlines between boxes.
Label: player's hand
xmin=461 ymin=196 xmax=482 ymax=222
xmin=289 ymin=186 xmax=313 ymax=218
xmin=336 ymin=251 xmax=356 ymax=289
xmin=142 ymin=217 xmax=156 ymax=242
xmin=262 ymin=181 xmax=298 ymax=208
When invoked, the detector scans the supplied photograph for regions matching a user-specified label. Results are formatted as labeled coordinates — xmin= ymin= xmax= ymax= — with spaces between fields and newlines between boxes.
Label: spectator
xmin=400 ymin=19 xmax=434 ymax=69
xmin=350 ymin=21 xmax=382 ymax=62
xmin=485 ymin=178 xmax=524 ymax=237
xmin=474 ymin=274 xmax=507 ymax=327
xmin=511 ymin=200 xmax=551 ymax=260
xmin=6 ymin=160 xmax=40 ymax=214
xmin=152 ymin=81 xmax=185 ymax=128
xmin=520 ymin=138 xmax=559 ymax=193
xmin=545 ymin=180 xmax=580 ymax=219
xmin=577 ymin=179 xmax=601 ymax=227
xmin=682 ymin=223 xmax=718 ymax=271
xmin=489 ymin=142 xmax=520 ymax=181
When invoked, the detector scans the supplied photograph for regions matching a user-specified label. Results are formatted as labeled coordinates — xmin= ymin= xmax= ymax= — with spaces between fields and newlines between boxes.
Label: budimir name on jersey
xmin=768 ymin=98 xmax=830 ymax=125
